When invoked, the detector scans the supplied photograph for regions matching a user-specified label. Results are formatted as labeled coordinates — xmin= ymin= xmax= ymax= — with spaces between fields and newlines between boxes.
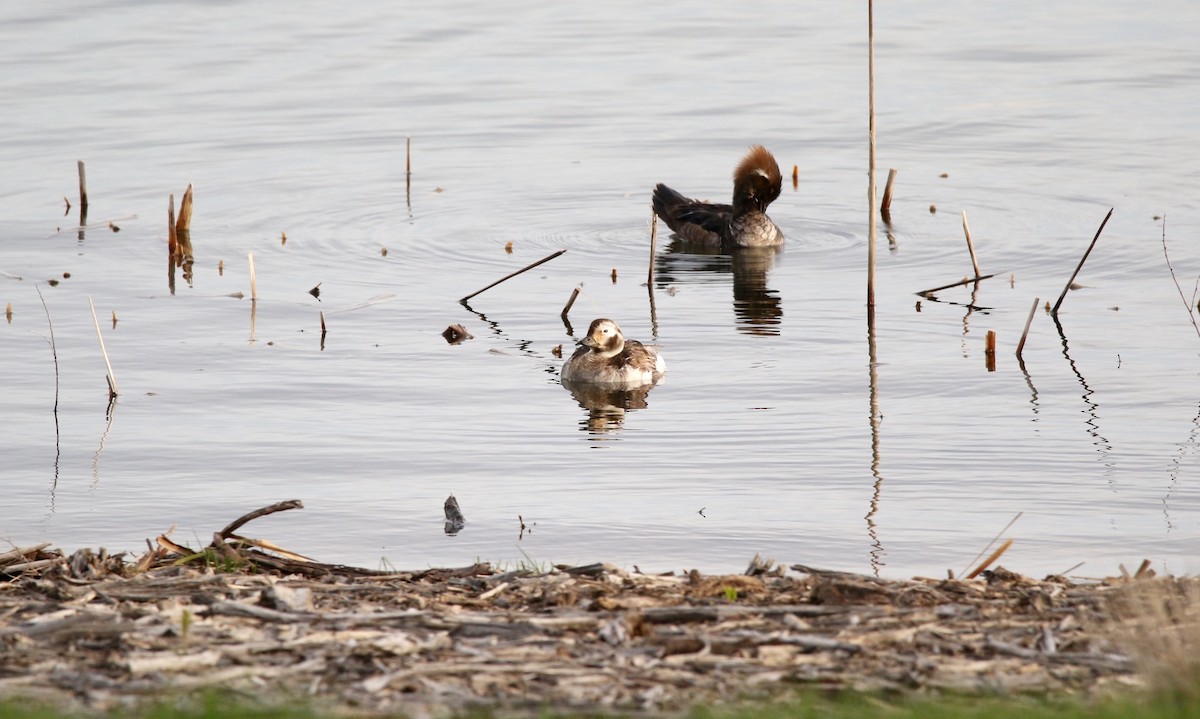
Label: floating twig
xmin=880 ymin=168 xmax=897 ymax=216
xmin=1051 ymin=208 xmax=1113 ymax=316
xmin=1016 ymin=296 xmax=1040 ymax=359
xmin=916 ymin=273 xmax=998 ymax=297
xmin=962 ymin=210 xmax=982 ymax=278
xmin=87 ymin=296 xmax=118 ymax=398
xmin=459 ymin=249 xmax=566 ymax=303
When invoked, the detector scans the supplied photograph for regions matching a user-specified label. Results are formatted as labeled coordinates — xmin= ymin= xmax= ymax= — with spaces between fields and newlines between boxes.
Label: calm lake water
xmin=2 ymin=1 xmax=1199 ymax=579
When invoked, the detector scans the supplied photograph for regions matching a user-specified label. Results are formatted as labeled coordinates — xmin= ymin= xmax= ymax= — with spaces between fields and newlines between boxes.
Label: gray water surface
xmin=2 ymin=1 xmax=1199 ymax=578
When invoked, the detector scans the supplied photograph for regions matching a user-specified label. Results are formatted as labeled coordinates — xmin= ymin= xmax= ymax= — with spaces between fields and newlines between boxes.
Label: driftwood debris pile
xmin=0 ymin=538 xmax=1179 ymax=715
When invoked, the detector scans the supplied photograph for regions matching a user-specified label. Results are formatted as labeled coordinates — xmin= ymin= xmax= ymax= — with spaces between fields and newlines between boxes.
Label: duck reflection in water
xmin=560 ymin=318 xmax=666 ymax=433
xmin=655 ymin=240 xmax=784 ymax=336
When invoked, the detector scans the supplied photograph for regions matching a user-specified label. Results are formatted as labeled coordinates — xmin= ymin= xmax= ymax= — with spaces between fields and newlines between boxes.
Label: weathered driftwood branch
xmin=219 ymin=499 xmax=304 ymax=538
xmin=459 ymin=249 xmax=566 ymax=304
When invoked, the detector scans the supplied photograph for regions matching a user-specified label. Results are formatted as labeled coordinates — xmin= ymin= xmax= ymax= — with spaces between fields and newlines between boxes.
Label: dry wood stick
xmin=916 ymin=273 xmax=998 ymax=297
xmin=866 ymin=0 xmax=877 ymax=309
xmin=77 ymin=160 xmax=88 ymax=214
xmin=1052 ymin=208 xmax=1113 ymax=316
xmin=459 ymin=249 xmax=566 ymax=303
xmin=219 ymin=499 xmax=305 ymax=538
xmin=962 ymin=210 xmax=981 ymax=277
xmin=648 ymin=210 xmax=658 ymax=286
xmin=1016 ymin=296 xmax=1040 ymax=358
xmin=88 ymin=296 xmax=118 ymax=398
xmin=966 ymin=538 xmax=1013 ymax=579
xmin=561 ymin=287 xmax=580 ymax=318
xmin=880 ymin=168 xmax=897 ymax=214
xmin=248 ymin=252 xmax=257 ymax=301
xmin=961 ymin=511 xmax=1022 ymax=577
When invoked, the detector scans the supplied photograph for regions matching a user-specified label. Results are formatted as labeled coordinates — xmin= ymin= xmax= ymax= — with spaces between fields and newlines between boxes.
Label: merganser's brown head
xmin=581 ymin=318 xmax=625 ymax=357
xmin=731 ymin=145 xmax=782 ymax=215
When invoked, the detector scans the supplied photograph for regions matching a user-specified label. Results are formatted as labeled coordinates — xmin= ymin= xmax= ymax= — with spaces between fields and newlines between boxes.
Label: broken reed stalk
xmin=1052 ymin=208 xmax=1114 ymax=316
xmin=320 ymin=311 xmax=327 ymax=335
xmin=167 ymin=194 xmax=177 ymax=257
xmin=248 ymin=252 xmax=257 ymax=301
xmin=916 ymin=273 xmax=998 ymax=297
xmin=962 ymin=210 xmax=982 ymax=277
xmin=87 ymin=296 xmax=118 ymax=398
xmin=36 ymin=286 xmax=59 ymax=416
xmin=985 ymin=330 xmax=997 ymax=372
xmin=866 ymin=0 xmax=877 ymax=310
xmin=648 ymin=210 xmax=658 ymax=286
xmin=966 ymin=538 xmax=1013 ymax=579
xmin=561 ymin=287 xmax=580 ymax=318
xmin=405 ymin=135 xmax=411 ymax=199
xmin=459 ymin=249 xmax=567 ymax=304
xmin=1016 ymin=296 xmax=1040 ymax=358
xmin=77 ymin=160 xmax=88 ymax=215
xmin=961 ymin=511 xmax=1023 ymax=577
xmin=880 ymin=168 xmax=897 ymax=215
xmin=176 ymin=183 xmax=193 ymax=233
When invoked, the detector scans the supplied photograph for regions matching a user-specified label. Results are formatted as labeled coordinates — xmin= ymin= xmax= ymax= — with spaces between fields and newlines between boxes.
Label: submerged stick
xmin=648 ymin=210 xmax=658 ymax=286
xmin=1052 ymin=208 xmax=1113 ymax=316
xmin=561 ymin=287 xmax=580 ymax=318
xmin=916 ymin=273 xmax=998 ymax=297
xmin=77 ymin=161 xmax=89 ymax=215
xmin=962 ymin=210 xmax=982 ymax=277
xmin=459 ymin=249 xmax=566 ymax=303
xmin=248 ymin=252 xmax=257 ymax=301
xmin=866 ymin=0 xmax=877 ymax=310
xmin=87 ymin=296 xmax=118 ymax=398
xmin=880 ymin=168 xmax=897 ymax=215
xmin=1016 ymin=296 xmax=1040 ymax=359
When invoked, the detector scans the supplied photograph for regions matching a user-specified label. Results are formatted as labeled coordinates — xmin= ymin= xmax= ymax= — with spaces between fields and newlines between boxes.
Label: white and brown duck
xmin=652 ymin=145 xmax=785 ymax=249
xmin=560 ymin=318 xmax=666 ymax=385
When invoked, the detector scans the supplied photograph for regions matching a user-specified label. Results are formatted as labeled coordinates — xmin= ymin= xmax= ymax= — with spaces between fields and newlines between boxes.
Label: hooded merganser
xmin=652 ymin=145 xmax=785 ymax=249
xmin=561 ymin=318 xmax=666 ymax=385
